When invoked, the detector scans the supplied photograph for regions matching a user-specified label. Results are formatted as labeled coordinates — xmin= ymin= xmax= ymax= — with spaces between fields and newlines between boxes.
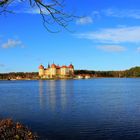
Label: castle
xmin=38 ymin=63 xmax=74 ymax=78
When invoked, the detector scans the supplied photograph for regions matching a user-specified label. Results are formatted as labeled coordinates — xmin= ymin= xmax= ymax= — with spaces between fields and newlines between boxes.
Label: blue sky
xmin=1 ymin=0 xmax=140 ymax=72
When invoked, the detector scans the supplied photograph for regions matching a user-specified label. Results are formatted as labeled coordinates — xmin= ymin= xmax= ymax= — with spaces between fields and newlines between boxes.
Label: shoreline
xmin=0 ymin=77 xmax=140 ymax=81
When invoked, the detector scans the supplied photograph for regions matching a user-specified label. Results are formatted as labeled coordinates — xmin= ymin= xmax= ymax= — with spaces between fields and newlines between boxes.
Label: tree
xmin=0 ymin=0 xmax=76 ymax=32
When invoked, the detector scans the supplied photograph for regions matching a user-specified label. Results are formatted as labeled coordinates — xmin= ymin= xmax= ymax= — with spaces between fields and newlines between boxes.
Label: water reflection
xmin=39 ymin=80 xmax=45 ymax=109
xmin=60 ymin=80 xmax=67 ymax=110
xmin=47 ymin=80 xmax=57 ymax=111
xmin=39 ymin=80 xmax=74 ymax=111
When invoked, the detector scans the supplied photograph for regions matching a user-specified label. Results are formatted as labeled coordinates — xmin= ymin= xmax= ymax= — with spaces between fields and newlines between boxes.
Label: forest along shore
xmin=1 ymin=66 xmax=140 ymax=80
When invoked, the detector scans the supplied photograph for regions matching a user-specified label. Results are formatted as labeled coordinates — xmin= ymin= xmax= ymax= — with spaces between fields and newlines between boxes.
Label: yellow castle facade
xmin=38 ymin=63 xmax=74 ymax=78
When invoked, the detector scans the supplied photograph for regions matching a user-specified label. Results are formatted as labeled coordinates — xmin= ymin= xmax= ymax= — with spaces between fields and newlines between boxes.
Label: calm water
xmin=0 ymin=78 xmax=140 ymax=140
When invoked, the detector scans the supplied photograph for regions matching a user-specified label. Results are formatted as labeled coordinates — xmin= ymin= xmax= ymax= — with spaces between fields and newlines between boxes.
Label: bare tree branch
xmin=0 ymin=0 xmax=78 ymax=32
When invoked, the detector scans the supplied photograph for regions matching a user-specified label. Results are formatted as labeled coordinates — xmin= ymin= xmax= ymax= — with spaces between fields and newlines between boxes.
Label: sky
xmin=1 ymin=0 xmax=140 ymax=72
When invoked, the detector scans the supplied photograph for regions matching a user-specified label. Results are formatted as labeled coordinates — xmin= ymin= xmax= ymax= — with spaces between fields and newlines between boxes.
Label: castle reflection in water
xmin=39 ymin=80 xmax=74 ymax=111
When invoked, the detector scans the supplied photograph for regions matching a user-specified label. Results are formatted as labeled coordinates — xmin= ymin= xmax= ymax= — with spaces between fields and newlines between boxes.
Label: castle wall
xmin=60 ymin=68 xmax=67 ymax=75
xmin=69 ymin=68 xmax=74 ymax=75
xmin=39 ymin=69 xmax=44 ymax=77
xmin=39 ymin=64 xmax=74 ymax=78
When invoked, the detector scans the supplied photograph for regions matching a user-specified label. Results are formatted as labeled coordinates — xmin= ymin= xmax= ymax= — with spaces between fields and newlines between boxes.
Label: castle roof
xmin=51 ymin=63 xmax=56 ymax=68
xmin=61 ymin=65 xmax=67 ymax=68
xmin=39 ymin=63 xmax=74 ymax=69
xmin=39 ymin=65 xmax=44 ymax=69
xmin=56 ymin=65 xmax=60 ymax=69
xmin=69 ymin=64 xmax=74 ymax=68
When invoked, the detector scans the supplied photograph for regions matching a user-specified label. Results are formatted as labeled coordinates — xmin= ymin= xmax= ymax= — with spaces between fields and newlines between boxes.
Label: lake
xmin=0 ymin=78 xmax=140 ymax=140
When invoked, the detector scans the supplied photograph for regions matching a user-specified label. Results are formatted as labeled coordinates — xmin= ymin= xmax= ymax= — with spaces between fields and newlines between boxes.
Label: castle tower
xmin=50 ymin=63 xmax=57 ymax=77
xmin=48 ymin=63 xmax=50 ymax=68
xmin=69 ymin=64 xmax=74 ymax=76
xmin=61 ymin=65 xmax=68 ymax=76
xmin=38 ymin=65 xmax=45 ymax=77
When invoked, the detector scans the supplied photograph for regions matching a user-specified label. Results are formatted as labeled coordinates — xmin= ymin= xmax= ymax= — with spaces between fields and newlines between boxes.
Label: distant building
xmin=77 ymin=74 xmax=84 ymax=79
xmin=76 ymin=74 xmax=91 ymax=79
xmin=85 ymin=74 xmax=91 ymax=79
xmin=38 ymin=63 xmax=74 ymax=78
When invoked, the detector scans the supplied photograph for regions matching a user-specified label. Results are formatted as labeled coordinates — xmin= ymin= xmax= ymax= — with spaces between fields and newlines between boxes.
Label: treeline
xmin=0 ymin=72 xmax=38 ymax=80
xmin=75 ymin=66 xmax=140 ymax=78
xmin=1 ymin=66 xmax=140 ymax=80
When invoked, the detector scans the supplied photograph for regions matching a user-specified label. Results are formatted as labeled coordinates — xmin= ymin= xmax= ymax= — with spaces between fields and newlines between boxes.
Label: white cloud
xmin=90 ymin=9 xmax=140 ymax=20
xmin=103 ymin=9 xmax=140 ymax=19
xmin=92 ymin=11 xmax=100 ymax=16
xmin=76 ymin=26 xmax=140 ymax=43
xmin=76 ymin=16 xmax=93 ymax=25
xmin=14 ymin=6 xmax=48 ymax=14
xmin=0 ymin=64 xmax=5 ymax=67
xmin=1 ymin=39 xmax=24 ymax=49
xmin=97 ymin=45 xmax=126 ymax=52
xmin=137 ymin=47 xmax=140 ymax=52
xmin=24 ymin=7 xmax=48 ymax=14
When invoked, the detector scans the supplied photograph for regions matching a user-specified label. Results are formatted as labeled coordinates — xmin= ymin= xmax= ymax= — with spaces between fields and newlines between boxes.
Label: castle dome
xmin=62 ymin=65 xmax=67 ymax=68
xmin=56 ymin=65 xmax=60 ymax=69
xmin=51 ymin=63 xmax=56 ymax=68
xmin=39 ymin=65 xmax=44 ymax=69
xmin=69 ymin=64 xmax=74 ymax=68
